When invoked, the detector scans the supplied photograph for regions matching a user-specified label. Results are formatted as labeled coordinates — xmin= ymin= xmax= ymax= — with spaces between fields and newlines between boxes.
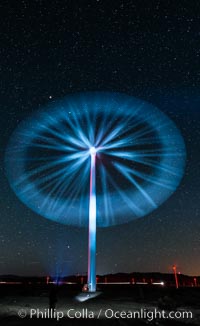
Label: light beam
xmin=88 ymin=147 xmax=96 ymax=292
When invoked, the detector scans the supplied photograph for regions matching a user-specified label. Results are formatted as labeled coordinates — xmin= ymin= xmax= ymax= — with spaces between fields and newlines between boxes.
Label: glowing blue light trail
xmin=5 ymin=92 xmax=186 ymax=226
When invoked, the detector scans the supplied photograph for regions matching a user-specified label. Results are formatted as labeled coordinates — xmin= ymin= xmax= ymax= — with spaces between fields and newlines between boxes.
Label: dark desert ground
xmin=0 ymin=283 xmax=200 ymax=326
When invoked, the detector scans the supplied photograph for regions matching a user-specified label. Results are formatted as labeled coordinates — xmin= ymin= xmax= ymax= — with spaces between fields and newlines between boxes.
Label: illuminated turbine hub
xmin=89 ymin=146 xmax=97 ymax=156
xmin=5 ymin=92 xmax=186 ymax=227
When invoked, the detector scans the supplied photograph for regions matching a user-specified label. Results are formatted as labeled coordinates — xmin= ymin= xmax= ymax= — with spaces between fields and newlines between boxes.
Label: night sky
xmin=0 ymin=0 xmax=200 ymax=277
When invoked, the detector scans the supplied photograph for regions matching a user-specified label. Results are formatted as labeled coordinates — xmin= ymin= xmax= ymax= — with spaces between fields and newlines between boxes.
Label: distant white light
xmin=152 ymin=281 xmax=165 ymax=286
xmin=89 ymin=147 xmax=97 ymax=155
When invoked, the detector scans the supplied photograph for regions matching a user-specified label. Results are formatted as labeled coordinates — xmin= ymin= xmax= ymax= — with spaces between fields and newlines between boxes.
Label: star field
xmin=0 ymin=0 xmax=200 ymax=276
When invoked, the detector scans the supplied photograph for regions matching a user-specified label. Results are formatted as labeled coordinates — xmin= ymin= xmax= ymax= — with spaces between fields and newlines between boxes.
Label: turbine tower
xmin=88 ymin=146 xmax=97 ymax=292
